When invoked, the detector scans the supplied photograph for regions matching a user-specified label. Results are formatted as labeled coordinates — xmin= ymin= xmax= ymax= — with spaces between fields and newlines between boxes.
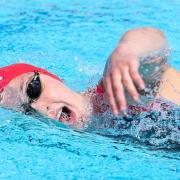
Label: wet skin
xmin=1 ymin=27 xmax=179 ymax=125
xmin=0 ymin=72 xmax=92 ymax=126
xmin=1 ymin=65 xmax=180 ymax=128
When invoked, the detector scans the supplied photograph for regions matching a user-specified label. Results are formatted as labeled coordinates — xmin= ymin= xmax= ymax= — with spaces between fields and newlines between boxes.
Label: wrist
xmin=113 ymin=43 xmax=139 ymax=60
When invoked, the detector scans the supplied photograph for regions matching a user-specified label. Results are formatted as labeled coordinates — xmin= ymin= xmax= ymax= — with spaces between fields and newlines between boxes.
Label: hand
xmin=103 ymin=49 xmax=145 ymax=115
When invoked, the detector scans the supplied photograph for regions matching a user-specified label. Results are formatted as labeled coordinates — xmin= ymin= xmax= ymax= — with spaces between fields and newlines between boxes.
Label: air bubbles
xmin=155 ymin=66 xmax=160 ymax=72
xmin=145 ymin=68 xmax=149 ymax=73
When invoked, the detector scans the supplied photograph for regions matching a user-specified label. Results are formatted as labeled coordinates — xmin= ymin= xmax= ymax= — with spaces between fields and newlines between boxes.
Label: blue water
xmin=0 ymin=0 xmax=179 ymax=179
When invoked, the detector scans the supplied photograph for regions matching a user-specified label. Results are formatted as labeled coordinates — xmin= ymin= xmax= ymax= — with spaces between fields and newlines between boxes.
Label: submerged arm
xmin=102 ymin=27 xmax=170 ymax=115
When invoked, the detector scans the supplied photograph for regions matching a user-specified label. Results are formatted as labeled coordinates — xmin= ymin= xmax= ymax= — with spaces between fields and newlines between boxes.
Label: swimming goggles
xmin=26 ymin=71 xmax=42 ymax=103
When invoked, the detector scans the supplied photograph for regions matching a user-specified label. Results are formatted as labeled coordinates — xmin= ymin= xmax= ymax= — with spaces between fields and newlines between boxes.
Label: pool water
xmin=0 ymin=0 xmax=179 ymax=179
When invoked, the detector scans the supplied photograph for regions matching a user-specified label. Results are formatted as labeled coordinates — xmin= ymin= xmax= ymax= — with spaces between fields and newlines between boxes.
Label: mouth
xmin=57 ymin=106 xmax=77 ymax=124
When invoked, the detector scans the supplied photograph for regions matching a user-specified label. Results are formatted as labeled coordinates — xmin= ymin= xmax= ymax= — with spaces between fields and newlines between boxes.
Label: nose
xmin=46 ymin=105 xmax=58 ymax=119
xmin=31 ymin=101 xmax=58 ymax=119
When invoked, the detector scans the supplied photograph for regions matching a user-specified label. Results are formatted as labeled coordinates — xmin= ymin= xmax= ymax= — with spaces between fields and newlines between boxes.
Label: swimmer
xmin=0 ymin=27 xmax=177 ymax=128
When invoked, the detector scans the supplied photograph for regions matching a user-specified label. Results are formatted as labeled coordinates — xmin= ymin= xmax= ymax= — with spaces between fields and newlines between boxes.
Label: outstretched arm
xmin=102 ymin=27 xmax=169 ymax=115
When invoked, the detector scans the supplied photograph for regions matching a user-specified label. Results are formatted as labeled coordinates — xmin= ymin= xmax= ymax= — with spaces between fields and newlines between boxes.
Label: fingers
xmin=104 ymin=69 xmax=127 ymax=116
xmin=129 ymin=61 xmax=145 ymax=90
xmin=111 ymin=69 xmax=127 ymax=112
xmin=122 ymin=69 xmax=139 ymax=102
xmin=104 ymin=75 xmax=119 ymax=115
xmin=103 ymin=56 xmax=145 ymax=116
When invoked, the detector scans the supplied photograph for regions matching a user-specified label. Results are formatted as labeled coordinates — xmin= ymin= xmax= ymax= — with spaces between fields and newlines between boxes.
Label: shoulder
xmin=157 ymin=67 xmax=180 ymax=105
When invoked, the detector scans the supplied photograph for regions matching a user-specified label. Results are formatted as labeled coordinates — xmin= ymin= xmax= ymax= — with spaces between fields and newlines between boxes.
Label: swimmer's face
xmin=0 ymin=72 xmax=91 ymax=126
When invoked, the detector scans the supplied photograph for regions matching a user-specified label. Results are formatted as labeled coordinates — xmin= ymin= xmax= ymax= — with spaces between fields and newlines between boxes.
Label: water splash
xmin=88 ymin=101 xmax=180 ymax=150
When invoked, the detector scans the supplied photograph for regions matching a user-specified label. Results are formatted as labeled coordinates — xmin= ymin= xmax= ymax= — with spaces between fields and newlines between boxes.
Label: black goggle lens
xmin=26 ymin=72 xmax=41 ymax=102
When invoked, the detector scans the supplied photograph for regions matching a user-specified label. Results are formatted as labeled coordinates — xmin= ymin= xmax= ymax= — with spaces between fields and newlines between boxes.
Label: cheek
xmin=41 ymin=87 xmax=65 ymax=102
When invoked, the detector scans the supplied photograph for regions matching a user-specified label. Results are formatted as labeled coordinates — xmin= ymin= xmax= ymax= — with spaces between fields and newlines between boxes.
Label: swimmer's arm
xmin=102 ymin=27 xmax=169 ymax=115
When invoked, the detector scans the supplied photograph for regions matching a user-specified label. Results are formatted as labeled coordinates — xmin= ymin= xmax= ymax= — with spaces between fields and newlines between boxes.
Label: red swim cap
xmin=0 ymin=63 xmax=62 ymax=90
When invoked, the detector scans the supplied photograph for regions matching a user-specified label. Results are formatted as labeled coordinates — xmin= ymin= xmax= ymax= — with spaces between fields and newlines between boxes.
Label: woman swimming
xmin=0 ymin=27 xmax=177 ymax=128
